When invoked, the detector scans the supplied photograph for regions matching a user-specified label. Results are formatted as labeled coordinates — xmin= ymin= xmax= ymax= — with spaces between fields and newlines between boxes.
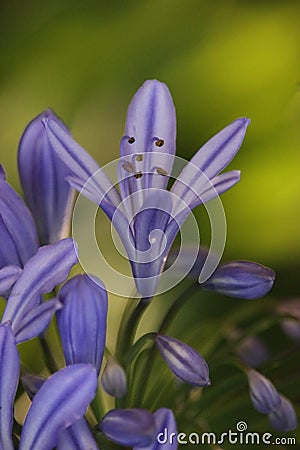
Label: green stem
xmin=91 ymin=387 xmax=106 ymax=422
xmin=115 ymin=298 xmax=150 ymax=365
xmin=39 ymin=334 xmax=59 ymax=373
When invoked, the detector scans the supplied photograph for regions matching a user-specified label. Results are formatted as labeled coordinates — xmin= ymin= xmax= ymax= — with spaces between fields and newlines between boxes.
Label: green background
xmin=0 ymin=0 xmax=299 ymax=447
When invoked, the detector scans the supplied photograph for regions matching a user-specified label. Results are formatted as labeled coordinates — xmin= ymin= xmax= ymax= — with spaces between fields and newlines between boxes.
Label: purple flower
xmin=19 ymin=364 xmax=98 ymax=450
xmin=18 ymin=110 xmax=74 ymax=245
xmin=43 ymin=80 xmax=249 ymax=298
xmin=247 ymin=369 xmax=281 ymax=414
xmin=57 ymin=273 xmax=108 ymax=375
xmin=202 ymin=260 xmax=275 ymax=299
xmin=21 ymin=373 xmax=99 ymax=450
xmin=1 ymin=238 xmax=78 ymax=344
xmin=0 ymin=165 xmax=38 ymax=269
xmin=155 ymin=334 xmax=210 ymax=387
xmin=0 ymin=265 xmax=22 ymax=298
xmin=101 ymin=356 xmax=127 ymax=398
xmin=268 ymin=396 xmax=298 ymax=432
xmin=235 ymin=335 xmax=269 ymax=368
xmin=101 ymin=408 xmax=156 ymax=447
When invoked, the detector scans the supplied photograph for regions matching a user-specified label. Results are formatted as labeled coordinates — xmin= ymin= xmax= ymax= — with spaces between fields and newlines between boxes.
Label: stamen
xmin=134 ymin=171 xmax=143 ymax=179
xmin=156 ymin=167 xmax=167 ymax=176
xmin=122 ymin=162 xmax=136 ymax=173
xmin=128 ymin=137 xmax=135 ymax=144
xmin=136 ymin=154 xmax=144 ymax=162
xmin=155 ymin=139 xmax=164 ymax=147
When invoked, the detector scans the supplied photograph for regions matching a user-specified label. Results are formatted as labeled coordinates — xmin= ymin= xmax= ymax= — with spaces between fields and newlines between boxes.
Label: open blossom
xmin=44 ymin=80 xmax=250 ymax=298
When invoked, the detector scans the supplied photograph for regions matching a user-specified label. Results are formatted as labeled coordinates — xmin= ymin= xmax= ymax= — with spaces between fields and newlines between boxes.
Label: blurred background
xmin=1 ymin=0 xmax=299 ymax=446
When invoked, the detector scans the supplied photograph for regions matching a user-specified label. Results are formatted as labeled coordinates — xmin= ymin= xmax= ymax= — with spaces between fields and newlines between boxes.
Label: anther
xmin=136 ymin=154 xmax=144 ymax=162
xmin=128 ymin=137 xmax=135 ymax=144
xmin=155 ymin=139 xmax=164 ymax=147
xmin=134 ymin=171 xmax=143 ymax=179
xmin=156 ymin=167 xmax=167 ymax=176
xmin=122 ymin=162 xmax=136 ymax=173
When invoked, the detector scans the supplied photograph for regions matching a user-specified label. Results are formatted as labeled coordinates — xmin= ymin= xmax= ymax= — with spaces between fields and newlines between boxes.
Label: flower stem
xmin=39 ymin=334 xmax=59 ymax=373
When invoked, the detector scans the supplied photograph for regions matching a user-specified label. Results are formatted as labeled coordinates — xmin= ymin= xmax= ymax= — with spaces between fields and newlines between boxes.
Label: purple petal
xmin=248 ymin=369 xmax=281 ymax=414
xmin=57 ymin=274 xmax=108 ymax=375
xmin=0 ymin=265 xmax=22 ymax=297
xmin=0 ymin=322 xmax=20 ymax=450
xmin=2 ymin=238 xmax=78 ymax=329
xmin=19 ymin=364 xmax=98 ymax=450
xmin=235 ymin=336 xmax=269 ymax=368
xmin=172 ymin=118 xmax=249 ymax=204
xmin=0 ymin=165 xmax=38 ymax=268
xmin=156 ymin=334 xmax=210 ymax=387
xmin=43 ymin=116 xmax=121 ymax=215
xmin=21 ymin=373 xmax=46 ymax=400
xmin=57 ymin=418 xmax=99 ymax=450
xmin=101 ymin=408 xmax=156 ymax=447
xmin=101 ymin=357 xmax=127 ymax=398
xmin=268 ymin=396 xmax=298 ymax=432
xmin=202 ymin=260 xmax=275 ymax=299
xmin=14 ymin=298 xmax=60 ymax=344
xmin=18 ymin=110 xmax=74 ymax=245
xmin=121 ymin=80 xmax=176 ymax=192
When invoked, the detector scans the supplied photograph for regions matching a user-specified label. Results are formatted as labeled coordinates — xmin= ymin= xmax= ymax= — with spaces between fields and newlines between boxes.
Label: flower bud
xmin=247 ymin=369 xmax=281 ymax=414
xmin=278 ymin=299 xmax=300 ymax=343
xmin=268 ymin=396 xmax=298 ymax=432
xmin=18 ymin=109 xmax=74 ymax=245
xmin=57 ymin=274 xmax=108 ymax=375
xmin=155 ymin=334 xmax=210 ymax=387
xmin=202 ymin=260 xmax=275 ymax=299
xmin=100 ymin=408 xmax=156 ymax=447
xmin=101 ymin=357 xmax=127 ymax=398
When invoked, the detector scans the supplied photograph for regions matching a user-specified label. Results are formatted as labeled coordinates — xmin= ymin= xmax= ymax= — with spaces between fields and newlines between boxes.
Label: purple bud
xmin=202 ymin=260 xmax=275 ymax=299
xmin=18 ymin=110 xmax=74 ymax=245
xmin=268 ymin=396 xmax=298 ymax=432
xmin=155 ymin=334 xmax=210 ymax=387
xmin=101 ymin=408 xmax=156 ymax=447
xmin=235 ymin=335 xmax=269 ymax=368
xmin=247 ymin=369 xmax=281 ymax=414
xmin=101 ymin=357 xmax=127 ymax=398
xmin=57 ymin=274 xmax=108 ymax=375
xmin=278 ymin=299 xmax=300 ymax=343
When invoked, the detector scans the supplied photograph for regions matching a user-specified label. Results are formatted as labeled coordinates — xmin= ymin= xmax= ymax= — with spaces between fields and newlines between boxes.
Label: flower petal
xmin=247 ymin=369 xmax=281 ymax=414
xmin=0 ymin=165 xmax=38 ymax=268
xmin=121 ymin=80 xmax=176 ymax=192
xmin=57 ymin=418 xmax=99 ymax=450
xmin=172 ymin=118 xmax=249 ymax=204
xmin=43 ymin=116 xmax=121 ymax=214
xmin=57 ymin=274 xmax=108 ymax=375
xmin=18 ymin=110 xmax=74 ymax=245
xmin=156 ymin=334 xmax=210 ymax=387
xmin=101 ymin=408 xmax=156 ymax=448
xmin=0 ymin=265 xmax=22 ymax=298
xmin=202 ymin=260 xmax=275 ymax=299
xmin=14 ymin=298 xmax=60 ymax=344
xmin=19 ymin=364 xmax=98 ymax=450
xmin=2 ymin=238 xmax=78 ymax=329
xmin=0 ymin=322 xmax=20 ymax=450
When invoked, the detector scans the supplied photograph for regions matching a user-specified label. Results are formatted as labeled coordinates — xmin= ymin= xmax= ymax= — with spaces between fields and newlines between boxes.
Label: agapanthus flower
xmin=155 ymin=334 xmax=210 ymax=387
xmin=56 ymin=273 xmax=108 ymax=375
xmin=18 ymin=109 xmax=74 ymax=245
xmin=101 ymin=356 xmax=127 ymax=398
xmin=100 ymin=408 xmax=156 ymax=447
xmin=134 ymin=408 xmax=178 ymax=450
xmin=278 ymin=298 xmax=300 ymax=343
xmin=43 ymin=80 xmax=250 ymax=298
xmin=247 ymin=369 xmax=281 ymax=414
xmin=202 ymin=260 xmax=275 ymax=299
